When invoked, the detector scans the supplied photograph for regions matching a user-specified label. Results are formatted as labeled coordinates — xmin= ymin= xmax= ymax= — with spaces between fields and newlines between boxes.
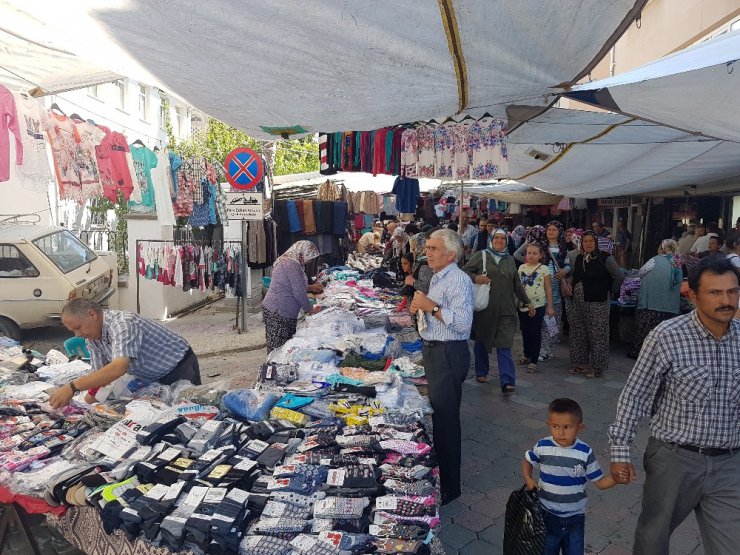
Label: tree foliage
xmin=172 ymin=117 xmax=318 ymax=176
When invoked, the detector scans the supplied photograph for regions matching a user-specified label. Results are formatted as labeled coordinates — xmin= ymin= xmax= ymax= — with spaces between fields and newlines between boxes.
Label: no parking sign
xmin=223 ymin=147 xmax=264 ymax=190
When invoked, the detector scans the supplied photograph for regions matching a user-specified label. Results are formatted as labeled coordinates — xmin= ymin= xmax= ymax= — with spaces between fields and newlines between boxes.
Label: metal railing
xmin=78 ymin=229 xmax=128 ymax=275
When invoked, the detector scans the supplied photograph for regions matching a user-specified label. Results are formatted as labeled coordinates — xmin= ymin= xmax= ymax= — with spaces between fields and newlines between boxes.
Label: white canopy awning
xmin=0 ymin=0 xmax=644 ymax=138
xmin=506 ymin=107 xmax=740 ymax=198
xmin=564 ymin=30 xmax=740 ymax=143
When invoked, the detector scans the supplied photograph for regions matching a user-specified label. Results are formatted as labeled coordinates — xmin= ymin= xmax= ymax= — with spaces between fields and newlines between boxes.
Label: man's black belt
xmin=666 ymin=441 xmax=737 ymax=457
xmin=422 ymin=339 xmax=466 ymax=347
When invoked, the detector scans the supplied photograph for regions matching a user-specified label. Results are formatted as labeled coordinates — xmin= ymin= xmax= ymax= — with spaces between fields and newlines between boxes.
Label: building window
xmin=175 ymin=106 xmax=182 ymax=137
xmin=138 ymin=85 xmax=147 ymax=120
xmin=87 ymin=84 xmax=99 ymax=98
xmin=115 ymin=79 xmax=126 ymax=110
xmin=159 ymin=102 xmax=166 ymax=129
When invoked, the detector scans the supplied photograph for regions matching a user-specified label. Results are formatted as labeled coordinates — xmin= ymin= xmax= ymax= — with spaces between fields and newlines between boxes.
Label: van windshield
xmin=32 ymin=231 xmax=97 ymax=274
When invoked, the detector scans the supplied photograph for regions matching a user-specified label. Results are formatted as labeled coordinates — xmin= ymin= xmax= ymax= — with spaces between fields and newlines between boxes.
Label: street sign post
xmin=223 ymin=147 xmax=265 ymax=333
xmin=225 ymin=191 xmax=264 ymax=220
xmin=223 ymin=148 xmax=264 ymax=190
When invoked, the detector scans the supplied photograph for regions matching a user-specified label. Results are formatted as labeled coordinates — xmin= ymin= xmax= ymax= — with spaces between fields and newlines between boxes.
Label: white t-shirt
xmin=10 ymin=92 xmax=51 ymax=191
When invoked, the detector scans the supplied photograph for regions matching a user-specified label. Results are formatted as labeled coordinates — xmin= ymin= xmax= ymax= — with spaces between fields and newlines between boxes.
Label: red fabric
xmin=95 ymin=125 xmax=134 ymax=203
xmin=0 ymin=485 xmax=67 ymax=516
xmin=383 ymin=357 xmax=393 ymax=371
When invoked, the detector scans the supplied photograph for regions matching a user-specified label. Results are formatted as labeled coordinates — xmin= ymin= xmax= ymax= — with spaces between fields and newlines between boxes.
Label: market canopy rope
xmin=437 ymin=0 xmax=468 ymax=113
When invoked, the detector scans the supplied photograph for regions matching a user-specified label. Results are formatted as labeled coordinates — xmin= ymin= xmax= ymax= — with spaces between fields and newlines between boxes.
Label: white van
xmin=0 ymin=224 xmax=115 ymax=340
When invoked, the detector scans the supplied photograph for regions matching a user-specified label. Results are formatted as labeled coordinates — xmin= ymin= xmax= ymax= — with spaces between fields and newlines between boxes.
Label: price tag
xmin=290 ymin=535 xmax=318 ymax=551
xmin=234 ymin=458 xmax=258 ymax=472
xmin=226 ymin=488 xmax=249 ymax=505
xmin=182 ymin=486 xmax=208 ymax=507
xmin=298 ymin=439 xmax=319 ymax=452
xmin=326 ymin=468 xmax=346 ymax=486
xmin=375 ymin=496 xmax=398 ymax=511
xmin=204 ymin=487 xmax=227 ymax=504
xmin=267 ymin=478 xmax=291 ymax=490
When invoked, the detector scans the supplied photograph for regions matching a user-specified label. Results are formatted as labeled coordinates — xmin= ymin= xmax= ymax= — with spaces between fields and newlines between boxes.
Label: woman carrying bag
xmin=464 ymin=229 xmax=533 ymax=393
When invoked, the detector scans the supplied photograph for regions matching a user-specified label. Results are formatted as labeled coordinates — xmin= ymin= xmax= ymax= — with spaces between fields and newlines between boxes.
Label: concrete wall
xmin=561 ymin=0 xmax=740 ymax=112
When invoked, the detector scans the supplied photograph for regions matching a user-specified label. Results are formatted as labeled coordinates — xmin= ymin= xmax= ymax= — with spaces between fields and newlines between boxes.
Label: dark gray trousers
xmin=422 ymin=340 xmax=470 ymax=499
xmin=634 ymin=437 xmax=740 ymax=555
xmin=159 ymin=348 xmax=202 ymax=386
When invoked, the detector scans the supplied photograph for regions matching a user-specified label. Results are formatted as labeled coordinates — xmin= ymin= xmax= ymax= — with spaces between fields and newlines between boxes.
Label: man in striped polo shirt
xmin=522 ymin=398 xmax=621 ymax=555
xmin=49 ymin=299 xmax=200 ymax=408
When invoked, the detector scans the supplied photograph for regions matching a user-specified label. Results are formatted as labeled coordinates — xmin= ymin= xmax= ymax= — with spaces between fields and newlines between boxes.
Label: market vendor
xmin=49 ymin=299 xmax=201 ymax=408
xmin=356 ymin=222 xmax=383 ymax=254
xmin=262 ymin=240 xmax=324 ymax=353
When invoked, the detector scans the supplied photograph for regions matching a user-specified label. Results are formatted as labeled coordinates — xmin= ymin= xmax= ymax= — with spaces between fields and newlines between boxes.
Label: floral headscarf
xmin=275 ymin=240 xmax=320 ymax=268
xmin=660 ymin=239 xmax=683 ymax=285
xmin=525 ymin=225 xmax=547 ymax=247
xmin=487 ymin=228 xmax=510 ymax=258
xmin=511 ymin=225 xmax=527 ymax=248
xmin=580 ymin=231 xmax=601 ymax=263
xmin=390 ymin=227 xmax=409 ymax=257
xmin=410 ymin=232 xmax=428 ymax=264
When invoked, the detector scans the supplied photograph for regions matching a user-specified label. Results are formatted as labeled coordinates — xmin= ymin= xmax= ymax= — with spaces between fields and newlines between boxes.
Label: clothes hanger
xmin=50 ymin=103 xmax=66 ymax=116
xmin=69 ymin=113 xmax=84 ymax=122
xmin=131 ymin=139 xmax=145 ymax=147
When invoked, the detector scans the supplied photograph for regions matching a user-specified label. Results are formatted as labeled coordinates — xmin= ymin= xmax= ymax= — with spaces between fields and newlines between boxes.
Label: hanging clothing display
xmin=95 ymin=125 xmax=137 ymax=203
xmin=391 ymin=176 xmax=420 ymax=214
xmin=10 ymin=90 xmax=51 ymax=190
xmin=128 ymin=143 xmax=158 ymax=212
xmin=189 ymin=179 xmax=211 ymax=226
xmin=318 ymin=116 xmax=508 ymax=180
xmin=45 ymin=112 xmax=105 ymax=203
xmin=150 ymin=150 xmax=176 ymax=226
xmin=0 ymin=84 xmax=22 ymax=183
xmin=470 ymin=118 xmax=508 ymax=179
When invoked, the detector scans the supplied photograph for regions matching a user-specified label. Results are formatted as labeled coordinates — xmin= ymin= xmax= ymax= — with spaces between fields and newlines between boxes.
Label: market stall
xmin=0 ymin=268 xmax=441 ymax=555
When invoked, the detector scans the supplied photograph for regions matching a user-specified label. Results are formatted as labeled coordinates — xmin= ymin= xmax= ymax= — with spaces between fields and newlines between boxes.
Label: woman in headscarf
xmin=532 ymin=221 xmax=571 ymax=361
xmin=568 ymin=231 xmax=623 ymax=378
xmin=463 ymin=228 xmax=533 ymax=392
xmin=627 ymin=239 xmax=682 ymax=359
xmin=403 ymin=231 xmax=434 ymax=296
xmin=262 ymin=241 xmax=323 ymax=353
xmin=511 ymin=225 xmax=527 ymax=249
xmin=513 ymin=225 xmax=547 ymax=262
xmin=383 ymin=227 xmax=409 ymax=280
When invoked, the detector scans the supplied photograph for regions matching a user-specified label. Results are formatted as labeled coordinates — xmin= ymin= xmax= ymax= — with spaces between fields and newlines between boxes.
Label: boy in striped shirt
xmin=522 ymin=398 xmax=623 ymax=555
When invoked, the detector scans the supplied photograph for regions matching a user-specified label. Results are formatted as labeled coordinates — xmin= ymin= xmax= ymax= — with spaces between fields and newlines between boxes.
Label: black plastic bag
xmin=503 ymin=486 xmax=547 ymax=555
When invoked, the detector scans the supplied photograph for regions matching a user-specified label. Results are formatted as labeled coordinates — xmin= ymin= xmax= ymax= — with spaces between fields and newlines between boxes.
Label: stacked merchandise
xmin=0 ymin=273 xmax=441 ymax=554
xmin=272 ymin=199 xmax=349 ymax=263
xmin=319 ymin=117 xmax=508 ymax=180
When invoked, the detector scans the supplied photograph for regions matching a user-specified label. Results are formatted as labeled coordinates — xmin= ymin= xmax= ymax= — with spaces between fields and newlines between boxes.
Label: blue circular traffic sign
xmin=224 ymin=148 xmax=264 ymax=190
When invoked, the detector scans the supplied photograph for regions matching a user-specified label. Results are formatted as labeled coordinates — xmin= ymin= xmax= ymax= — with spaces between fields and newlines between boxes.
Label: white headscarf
xmin=274 ymin=240 xmax=320 ymax=268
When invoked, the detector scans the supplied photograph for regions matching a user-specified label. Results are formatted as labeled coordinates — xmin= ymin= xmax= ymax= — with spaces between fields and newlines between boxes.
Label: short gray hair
xmin=62 ymin=298 xmax=103 ymax=317
xmin=430 ymin=228 xmax=463 ymax=262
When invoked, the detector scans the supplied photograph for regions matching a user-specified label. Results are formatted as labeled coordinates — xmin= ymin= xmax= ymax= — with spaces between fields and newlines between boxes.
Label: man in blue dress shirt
xmin=410 ymin=228 xmax=474 ymax=505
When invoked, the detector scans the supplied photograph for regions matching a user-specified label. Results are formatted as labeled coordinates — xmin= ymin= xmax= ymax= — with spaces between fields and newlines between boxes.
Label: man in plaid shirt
xmin=608 ymin=255 xmax=740 ymax=554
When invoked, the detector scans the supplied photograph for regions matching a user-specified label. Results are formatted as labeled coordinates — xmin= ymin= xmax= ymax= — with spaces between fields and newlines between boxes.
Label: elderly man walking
xmin=608 ymin=255 xmax=740 ymax=555
xmin=410 ymin=228 xmax=474 ymax=505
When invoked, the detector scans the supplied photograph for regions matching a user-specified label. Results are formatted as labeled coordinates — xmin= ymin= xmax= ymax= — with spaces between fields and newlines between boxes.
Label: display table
xmin=48 ymin=507 xmax=191 ymax=555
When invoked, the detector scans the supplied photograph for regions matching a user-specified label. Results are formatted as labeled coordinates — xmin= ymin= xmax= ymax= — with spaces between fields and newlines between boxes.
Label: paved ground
xmin=438 ymin=334 xmax=705 ymax=555
xmin=10 ymin=308 xmax=707 ymax=554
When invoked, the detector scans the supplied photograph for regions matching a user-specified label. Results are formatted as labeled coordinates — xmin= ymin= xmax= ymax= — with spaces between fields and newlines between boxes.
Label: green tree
xmin=171 ymin=117 xmax=318 ymax=176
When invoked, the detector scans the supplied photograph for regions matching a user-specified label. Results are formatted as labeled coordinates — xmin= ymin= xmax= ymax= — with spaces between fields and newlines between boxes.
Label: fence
xmin=78 ymin=229 xmax=128 ymax=275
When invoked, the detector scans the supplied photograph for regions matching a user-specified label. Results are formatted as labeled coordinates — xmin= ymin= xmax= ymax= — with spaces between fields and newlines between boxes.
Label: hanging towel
xmin=287 ymin=200 xmax=302 ymax=233
xmin=303 ymin=199 xmax=317 ymax=235
xmin=333 ymin=202 xmax=348 ymax=236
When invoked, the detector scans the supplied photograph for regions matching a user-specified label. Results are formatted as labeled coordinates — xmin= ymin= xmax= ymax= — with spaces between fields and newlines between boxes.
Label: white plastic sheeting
xmin=506 ymin=108 xmax=740 ymax=198
xmin=565 ymin=30 xmax=740 ymax=142
xmin=0 ymin=0 xmax=643 ymax=138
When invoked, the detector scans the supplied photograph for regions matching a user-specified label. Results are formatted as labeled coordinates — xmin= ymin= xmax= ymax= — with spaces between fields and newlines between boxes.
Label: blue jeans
xmin=542 ymin=510 xmax=585 ymax=555
xmin=473 ymin=341 xmax=515 ymax=386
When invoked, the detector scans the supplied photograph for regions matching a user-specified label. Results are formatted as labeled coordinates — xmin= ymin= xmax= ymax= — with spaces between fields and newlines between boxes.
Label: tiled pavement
xmin=438 ymin=336 xmax=705 ymax=554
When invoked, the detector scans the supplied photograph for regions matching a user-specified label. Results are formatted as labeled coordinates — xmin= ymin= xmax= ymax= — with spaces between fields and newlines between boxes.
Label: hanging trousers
xmin=422 ymin=340 xmax=470 ymax=499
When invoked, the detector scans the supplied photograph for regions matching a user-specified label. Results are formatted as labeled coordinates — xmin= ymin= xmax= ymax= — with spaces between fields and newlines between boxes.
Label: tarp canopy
xmin=1 ymin=0 xmax=644 ymax=138
xmin=462 ymin=181 xmax=562 ymax=205
xmin=505 ymin=107 xmax=740 ymax=198
xmin=564 ymin=30 xmax=740 ymax=143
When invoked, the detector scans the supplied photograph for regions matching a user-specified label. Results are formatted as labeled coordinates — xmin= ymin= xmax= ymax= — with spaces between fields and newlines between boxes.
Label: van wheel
xmin=0 ymin=317 xmax=22 ymax=341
